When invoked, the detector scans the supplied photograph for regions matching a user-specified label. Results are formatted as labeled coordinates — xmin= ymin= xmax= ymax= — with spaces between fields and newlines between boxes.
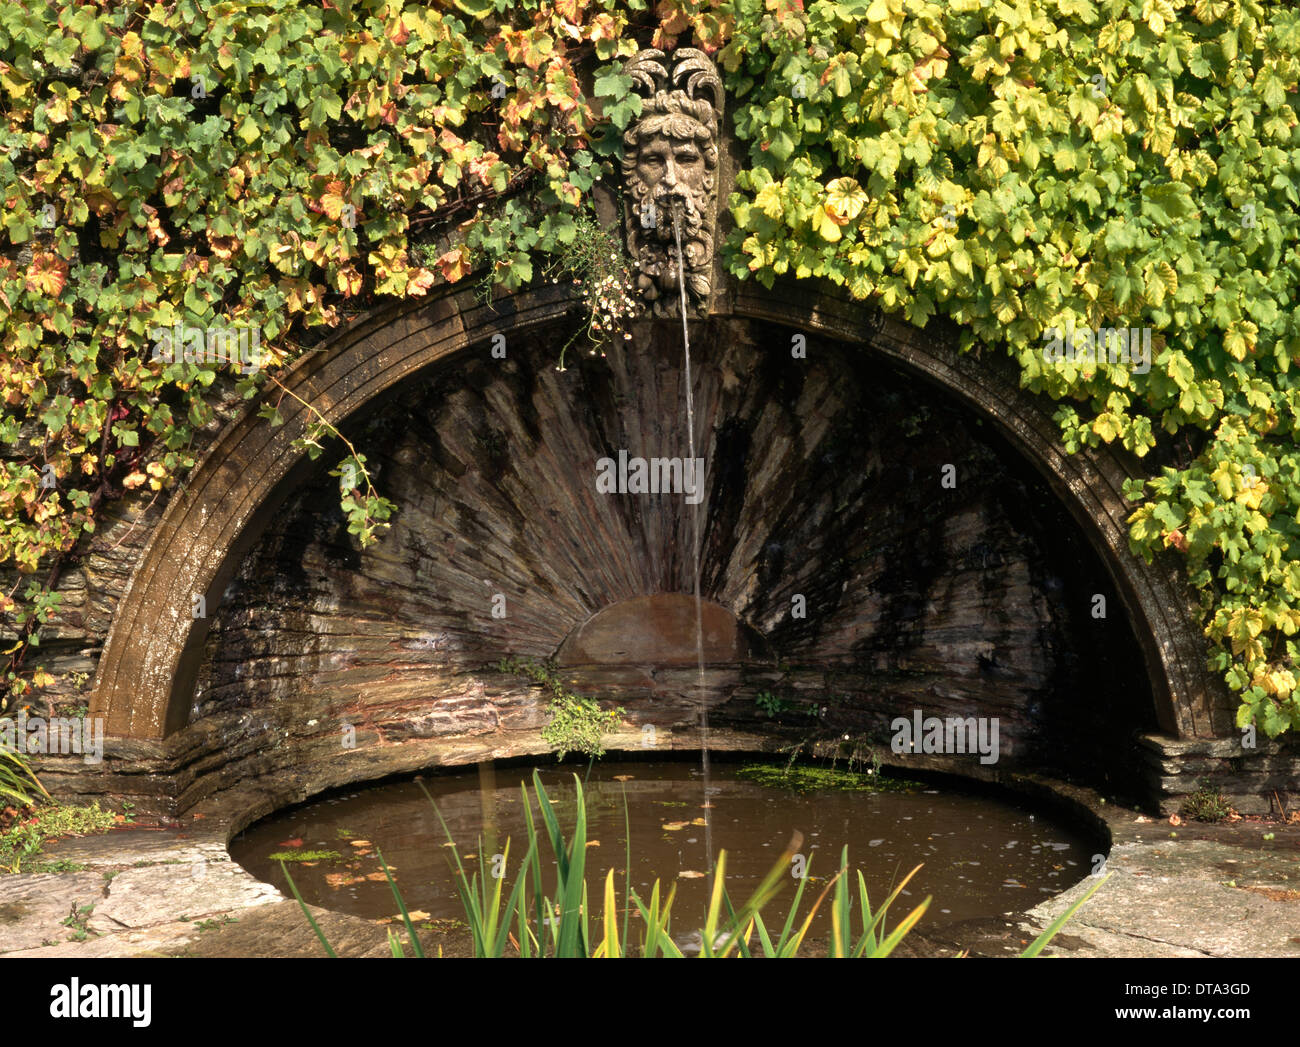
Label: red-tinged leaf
xmin=467 ymin=154 xmax=496 ymax=186
xmin=435 ymin=247 xmax=470 ymax=283
xmin=277 ymin=837 xmax=304 ymax=848
xmin=407 ymin=267 xmax=436 ymax=296
xmin=24 ymin=254 xmax=67 ymax=298
xmin=554 ymin=0 xmax=586 ymax=22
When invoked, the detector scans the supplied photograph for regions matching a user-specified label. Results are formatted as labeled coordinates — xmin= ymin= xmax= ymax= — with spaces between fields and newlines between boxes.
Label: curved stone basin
xmin=229 ymin=758 xmax=1096 ymax=945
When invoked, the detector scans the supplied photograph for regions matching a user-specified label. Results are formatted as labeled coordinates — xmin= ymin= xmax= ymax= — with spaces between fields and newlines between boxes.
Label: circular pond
xmin=231 ymin=759 xmax=1096 ymax=946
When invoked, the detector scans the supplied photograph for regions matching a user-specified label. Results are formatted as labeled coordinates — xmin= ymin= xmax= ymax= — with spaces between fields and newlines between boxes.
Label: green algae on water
xmin=736 ymin=762 xmax=920 ymax=793
xmin=268 ymin=849 xmax=342 ymax=863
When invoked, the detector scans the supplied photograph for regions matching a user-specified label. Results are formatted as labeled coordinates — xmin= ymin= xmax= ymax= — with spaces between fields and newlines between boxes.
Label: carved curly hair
xmin=620 ymin=90 xmax=719 ymax=180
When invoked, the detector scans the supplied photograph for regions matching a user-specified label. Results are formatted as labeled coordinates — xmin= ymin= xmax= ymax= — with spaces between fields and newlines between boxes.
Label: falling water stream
xmin=671 ymin=201 xmax=714 ymax=876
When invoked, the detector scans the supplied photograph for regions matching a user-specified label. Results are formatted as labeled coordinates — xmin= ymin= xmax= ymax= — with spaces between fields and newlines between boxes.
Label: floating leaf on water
xmin=690 ymin=817 xmax=707 ymax=826
xmin=406 ymin=911 xmax=431 ymax=922
xmin=277 ymin=837 xmax=304 ymax=848
xmin=349 ymin=839 xmax=373 ymax=848
xmin=366 ymin=871 xmax=391 ymax=882
xmin=662 ymin=821 xmax=689 ymax=831
xmin=586 ymin=841 xmax=600 ymax=847
xmin=613 ymin=775 xmax=634 ymax=782
xmin=441 ymin=841 xmax=457 ymax=848
xmin=464 ymin=854 xmax=477 ymax=860
xmin=678 ymin=870 xmax=706 ymax=879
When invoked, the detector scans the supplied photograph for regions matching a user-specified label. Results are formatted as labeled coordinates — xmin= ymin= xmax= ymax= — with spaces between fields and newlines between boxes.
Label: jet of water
xmin=671 ymin=201 xmax=713 ymax=876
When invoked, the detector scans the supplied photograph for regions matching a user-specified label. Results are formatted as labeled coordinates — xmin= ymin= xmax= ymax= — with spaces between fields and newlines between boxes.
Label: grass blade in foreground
xmin=377 ymin=848 xmax=424 ymax=958
xmin=0 ymin=749 xmax=50 ymax=807
xmin=1019 ymin=872 xmax=1112 ymax=957
xmin=280 ymin=860 xmax=338 ymax=958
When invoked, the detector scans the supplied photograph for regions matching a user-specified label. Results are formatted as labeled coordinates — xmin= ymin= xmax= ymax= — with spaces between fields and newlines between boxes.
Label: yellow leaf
xmin=811 ymin=207 xmax=843 ymax=241
xmin=824 ymin=176 xmax=867 ymax=223
xmin=754 ymin=182 xmax=784 ymax=220
xmin=319 ymin=181 xmax=347 ymax=221
xmin=335 ymin=265 xmax=362 ymax=296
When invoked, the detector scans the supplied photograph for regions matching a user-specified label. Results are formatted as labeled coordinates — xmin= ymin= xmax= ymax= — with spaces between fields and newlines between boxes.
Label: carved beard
xmin=645 ymin=183 xmax=706 ymax=242
xmin=632 ymin=182 xmax=712 ymax=309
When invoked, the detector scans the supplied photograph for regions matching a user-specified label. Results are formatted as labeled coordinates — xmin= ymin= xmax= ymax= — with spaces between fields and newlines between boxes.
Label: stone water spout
xmin=622 ymin=47 xmax=723 ymax=317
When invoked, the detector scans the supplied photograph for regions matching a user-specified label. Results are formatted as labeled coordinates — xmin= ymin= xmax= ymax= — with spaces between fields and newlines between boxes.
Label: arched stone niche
xmin=89 ymin=278 xmax=1226 ymax=755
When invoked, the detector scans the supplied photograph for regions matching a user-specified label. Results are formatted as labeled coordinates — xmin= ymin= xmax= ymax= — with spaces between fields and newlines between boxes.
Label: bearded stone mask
xmin=621 ymin=49 xmax=723 ymax=317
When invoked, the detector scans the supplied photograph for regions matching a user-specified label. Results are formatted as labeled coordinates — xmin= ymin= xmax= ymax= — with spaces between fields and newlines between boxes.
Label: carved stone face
xmin=634 ymin=132 xmax=707 ymax=239
xmin=621 ymin=49 xmax=723 ymax=317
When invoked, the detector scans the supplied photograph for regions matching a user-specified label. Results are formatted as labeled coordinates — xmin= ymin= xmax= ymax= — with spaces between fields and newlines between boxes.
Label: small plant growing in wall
xmin=496 ymin=658 xmax=624 ymax=761
xmin=754 ymin=690 xmax=820 ymax=720
xmin=540 ymin=206 xmax=637 ymax=369
xmin=755 ymin=690 xmax=787 ymax=717
xmin=1180 ymin=779 xmax=1235 ymax=823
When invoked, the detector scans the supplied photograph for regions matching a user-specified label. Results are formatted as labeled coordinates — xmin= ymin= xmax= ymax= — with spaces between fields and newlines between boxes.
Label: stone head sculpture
xmin=622 ymin=48 xmax=723 ymax=317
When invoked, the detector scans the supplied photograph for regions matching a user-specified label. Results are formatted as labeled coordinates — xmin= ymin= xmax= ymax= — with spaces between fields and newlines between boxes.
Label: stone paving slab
xmin=1022 ymin=837 xmax=1300 ymax=958
xmin=172 ymin=900 xmax=411 ymax=959
xmin=89 ymin=862 xmax=281 ymax=934
xmin=40 ymin=827 xmax=227 ymax=870
xmin=0 ymin=873 xmax=107 ymax=954
xmin=3 ymin=920 xmax=201 ymax=958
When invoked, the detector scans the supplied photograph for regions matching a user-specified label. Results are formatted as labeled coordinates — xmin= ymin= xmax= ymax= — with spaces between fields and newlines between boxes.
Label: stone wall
xmin=1138 ymin=734 xmax=1300 ymax=816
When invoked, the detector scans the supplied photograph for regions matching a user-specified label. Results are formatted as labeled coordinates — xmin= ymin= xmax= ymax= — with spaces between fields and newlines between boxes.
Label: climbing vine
xmin=2 ymin=0 xmax=1300 ymax=738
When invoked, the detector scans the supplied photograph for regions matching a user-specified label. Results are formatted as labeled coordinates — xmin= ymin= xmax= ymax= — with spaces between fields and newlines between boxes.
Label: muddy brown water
xmin=229 ymin=761 xmax=1095 ymax=949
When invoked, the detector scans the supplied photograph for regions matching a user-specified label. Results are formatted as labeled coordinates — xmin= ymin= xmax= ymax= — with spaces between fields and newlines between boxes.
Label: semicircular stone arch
xmin=88 ymin=277 xmax=1227 ymax=745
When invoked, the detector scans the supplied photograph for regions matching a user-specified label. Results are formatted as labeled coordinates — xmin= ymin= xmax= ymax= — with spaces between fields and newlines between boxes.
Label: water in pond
xmin=230 ymin=760 xmax=1094 ymax=945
